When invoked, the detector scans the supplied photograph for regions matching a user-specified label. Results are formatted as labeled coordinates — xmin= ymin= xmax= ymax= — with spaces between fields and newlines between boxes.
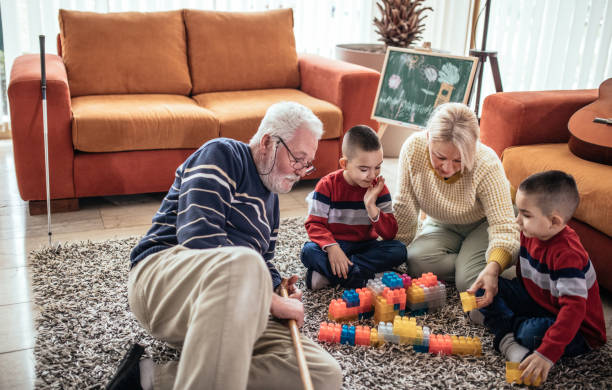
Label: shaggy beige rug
xmin=30 ymin=217 xmax=612 ymax=389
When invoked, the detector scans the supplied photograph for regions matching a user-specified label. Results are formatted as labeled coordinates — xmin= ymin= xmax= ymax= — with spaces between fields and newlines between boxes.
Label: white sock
xmin=467 ymin=309 xmax=485 ymax=326
xmin=499 ymin=333 xmax=530 ymax=362
xmin=139 ymin=358 xmax=154 ymax=390
xmin=311 ymin=270 xmax=330 ymax=290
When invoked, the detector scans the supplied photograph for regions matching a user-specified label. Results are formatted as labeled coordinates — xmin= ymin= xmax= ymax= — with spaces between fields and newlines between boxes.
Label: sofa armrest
xmin=298 ymin=53 xmax=380 ymax=133
xmin=480 ymin=90 xmax=597 ymax=157
xmin=8 ymin=54 xmax=74 ymax=201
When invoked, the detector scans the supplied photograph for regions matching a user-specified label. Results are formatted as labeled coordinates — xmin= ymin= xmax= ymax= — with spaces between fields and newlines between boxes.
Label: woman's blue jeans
xmin=478 ymin=277 xmax=590 ymax=357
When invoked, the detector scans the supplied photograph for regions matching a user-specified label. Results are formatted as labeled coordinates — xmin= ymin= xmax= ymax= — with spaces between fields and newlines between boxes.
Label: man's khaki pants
xmin=128 ymin=245 xmax=342 ymax=390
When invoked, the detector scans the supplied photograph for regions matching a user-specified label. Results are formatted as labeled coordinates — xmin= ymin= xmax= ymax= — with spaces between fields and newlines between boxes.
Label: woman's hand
xmin=467 ymin=261 xmax=501 ymax=308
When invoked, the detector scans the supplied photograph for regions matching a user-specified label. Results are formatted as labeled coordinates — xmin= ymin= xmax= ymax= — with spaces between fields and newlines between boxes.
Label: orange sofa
xmin=8 ymin=9 xmax=380 ymax=213
xmin=480 ymin=90 xmax=612 ymax=291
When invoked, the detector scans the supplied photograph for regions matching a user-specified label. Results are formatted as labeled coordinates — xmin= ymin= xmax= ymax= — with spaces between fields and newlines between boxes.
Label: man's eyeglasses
xmin=276 ymin=137 xmax=316 ymax=175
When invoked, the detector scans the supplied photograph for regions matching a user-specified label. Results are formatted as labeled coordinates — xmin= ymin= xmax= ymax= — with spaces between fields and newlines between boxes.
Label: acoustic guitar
xmin=568 ymin=78 xmax=612 ymax=165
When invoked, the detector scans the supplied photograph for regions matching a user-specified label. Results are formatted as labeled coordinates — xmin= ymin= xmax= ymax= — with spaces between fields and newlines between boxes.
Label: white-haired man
xmin=107 ymin=102 xmax=343 ymax=390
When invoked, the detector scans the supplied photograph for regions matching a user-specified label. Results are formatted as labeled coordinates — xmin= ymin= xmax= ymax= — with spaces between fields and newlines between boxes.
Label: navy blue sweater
xmin=131 ymin=138 xmax=281 ymax=289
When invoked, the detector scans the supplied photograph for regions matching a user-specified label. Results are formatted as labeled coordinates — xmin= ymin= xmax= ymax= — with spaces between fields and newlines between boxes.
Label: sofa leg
xmin=29 ymin=198 xmax=80 ymax=215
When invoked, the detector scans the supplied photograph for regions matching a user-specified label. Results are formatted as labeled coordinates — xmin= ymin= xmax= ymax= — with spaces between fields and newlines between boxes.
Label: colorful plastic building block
xmin=400 ymin=273 xmax=412 ymax=288
xmin=318 ymin=322 xmax=342 ymax=343
xmin=505 ymin=361 xmax=542 ymax=386
xmin=343 ymin=290 xmax=360 ymax=308
xmin=382 ymin=272 xmax=403 ymax=289
xmin=340 ymin=324 xmax=356 ymax=345
xmin=460 ymin=291 xmax=478 ymax=312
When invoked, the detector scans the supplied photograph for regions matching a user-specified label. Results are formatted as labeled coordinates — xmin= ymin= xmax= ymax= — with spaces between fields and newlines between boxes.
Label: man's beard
xmin=258 ymin=154 xmax=300 ymax=194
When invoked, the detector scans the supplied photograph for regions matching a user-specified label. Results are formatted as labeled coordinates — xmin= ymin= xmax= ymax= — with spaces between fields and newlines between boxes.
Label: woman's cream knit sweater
xmin=394 ymin=131 xmax=519 ymax=270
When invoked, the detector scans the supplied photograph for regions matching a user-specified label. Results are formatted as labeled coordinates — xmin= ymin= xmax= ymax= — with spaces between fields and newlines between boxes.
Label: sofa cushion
xmin=192 ymin=89 xmax=343 ymax=143
xmin=59 ymin=9 xmax=192 ymax=97
xmin=184 ymin=9 xmax=300 ymax=94
xmin=502 ymin=143 xmax=612 ymax=237
xmin=72 ymin=95 xmax=218 ymax=152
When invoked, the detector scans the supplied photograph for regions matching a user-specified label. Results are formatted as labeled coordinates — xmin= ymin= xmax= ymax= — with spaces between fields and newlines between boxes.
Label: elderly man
xmin=107 ymin=102 xmax=343 ymax=390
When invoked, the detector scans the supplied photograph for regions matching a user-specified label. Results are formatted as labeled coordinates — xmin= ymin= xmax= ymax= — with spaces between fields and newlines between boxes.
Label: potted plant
xmin=335 ymin=0 xmax=432 ymax=157
xmin=335 ymin=0 xmax=432 ymax=71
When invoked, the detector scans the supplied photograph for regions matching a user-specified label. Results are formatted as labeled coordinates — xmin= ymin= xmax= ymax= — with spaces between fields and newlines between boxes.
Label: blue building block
xmin=342 ymin=290 xmax=360 ymax=308
xmin=340 ymin=324 xmax=356 ymax=345
xmin=413 ymin=344 xmax=429 ymax=352
xmin=382 ymin=272 xmax=403 ymax=289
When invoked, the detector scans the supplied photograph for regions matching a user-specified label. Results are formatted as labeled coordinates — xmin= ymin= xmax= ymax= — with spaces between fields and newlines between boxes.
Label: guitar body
xmin=568 ymin=78 xmax=612 ymax=165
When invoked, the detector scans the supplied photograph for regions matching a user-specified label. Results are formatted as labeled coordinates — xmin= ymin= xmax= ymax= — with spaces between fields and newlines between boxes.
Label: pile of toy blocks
xmin=318 ymin=314 xmax=482 ymax=356
xmin=405 ymin=272 xmax=446 ymax=311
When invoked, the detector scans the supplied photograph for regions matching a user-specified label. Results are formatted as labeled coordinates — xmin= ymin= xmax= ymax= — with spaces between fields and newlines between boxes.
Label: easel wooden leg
xmin=377 ymin=123 xmax=388 ymax=140
xmin=489 ymin=54 xmax=503 ymax=92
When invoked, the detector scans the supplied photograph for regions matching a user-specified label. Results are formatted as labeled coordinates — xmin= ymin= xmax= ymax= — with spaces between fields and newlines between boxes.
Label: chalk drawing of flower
xmin=388 ymin=74 xmax=401 ymax=89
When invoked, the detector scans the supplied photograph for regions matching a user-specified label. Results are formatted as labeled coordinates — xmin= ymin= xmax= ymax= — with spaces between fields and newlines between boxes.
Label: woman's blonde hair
xmin=426 ymin=102 xmax=479 ymax=172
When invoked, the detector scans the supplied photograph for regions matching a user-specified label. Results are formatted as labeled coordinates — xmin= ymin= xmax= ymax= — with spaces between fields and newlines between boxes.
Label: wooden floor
xmin=0 ymin=138 xmax=610 ymax=389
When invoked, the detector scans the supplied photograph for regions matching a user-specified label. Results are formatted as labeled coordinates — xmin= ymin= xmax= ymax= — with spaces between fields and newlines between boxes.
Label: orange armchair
xmin=480 ymin=90 xmax=612 ymax=291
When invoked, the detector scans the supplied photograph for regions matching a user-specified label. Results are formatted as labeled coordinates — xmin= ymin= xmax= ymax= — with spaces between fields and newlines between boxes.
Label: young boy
xmin=473 ymin=171 xmax=606 ymax=384
xmin=301 ymin=125 xmax=407 ymax=290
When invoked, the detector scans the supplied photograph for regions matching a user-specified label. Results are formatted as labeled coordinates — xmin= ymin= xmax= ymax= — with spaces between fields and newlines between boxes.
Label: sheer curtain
xmin=477 ymin=0 xmax=611 ymax=99
xmin=0 ymin=0 xmax=609 ymax=133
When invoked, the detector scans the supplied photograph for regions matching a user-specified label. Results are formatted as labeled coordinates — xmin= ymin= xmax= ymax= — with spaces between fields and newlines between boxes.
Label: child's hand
xmin=326 ymin=245 xmax=353 ymax=279
xmin=364 ymin=176 xmax=385 ymax=219
xmin=520 ymin=353 xmax=552 ymax=385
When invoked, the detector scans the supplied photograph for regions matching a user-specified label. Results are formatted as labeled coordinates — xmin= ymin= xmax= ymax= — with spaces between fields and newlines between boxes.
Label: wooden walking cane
xmin=279 ymin=278 xmax=314 ymax=390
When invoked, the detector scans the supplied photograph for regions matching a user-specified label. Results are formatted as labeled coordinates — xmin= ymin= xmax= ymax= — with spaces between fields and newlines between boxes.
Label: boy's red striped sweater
xmin=518 ymin=226 xmax=607 ymax=363
xmin=305 ymin=169 xmax=398 ymax=248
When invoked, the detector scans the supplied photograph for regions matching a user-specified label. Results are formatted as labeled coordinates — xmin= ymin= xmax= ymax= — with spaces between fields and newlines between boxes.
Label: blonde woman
xmin=394 ymin=102 xmax=519 ymax=306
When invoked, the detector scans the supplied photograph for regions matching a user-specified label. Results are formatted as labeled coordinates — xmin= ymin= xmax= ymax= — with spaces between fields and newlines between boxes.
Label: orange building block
xmin=414 ymin=272 xmax=438 ymax=287
xmin=318 ymin=322 xmax=342 ymax=343
xmin=356 ymin=288 xmax=374 ymax=313
xmin=355 ymin=325 xmax=372 ymax=346
xmin=328 ymin=298 xmax=359 ymax=322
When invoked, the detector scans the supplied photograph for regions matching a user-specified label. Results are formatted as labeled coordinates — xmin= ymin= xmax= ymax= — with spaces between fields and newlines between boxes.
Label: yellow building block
xmin=460 ymin=291 xmax=478 ymax=312
xmin=505 ymin=362 xmax=542 ymax=386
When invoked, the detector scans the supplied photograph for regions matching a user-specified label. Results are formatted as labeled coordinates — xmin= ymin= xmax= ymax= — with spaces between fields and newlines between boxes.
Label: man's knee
xmin=310 ymin=353 xmax=343 ymax=390
xmin=202 ymin=247 xmax=272 ymax=298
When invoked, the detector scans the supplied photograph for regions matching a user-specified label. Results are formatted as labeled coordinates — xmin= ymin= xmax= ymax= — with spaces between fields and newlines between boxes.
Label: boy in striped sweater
xmin=301 ymin=125 xmax=406 ymax=290
xmin=476 ymin=171 xmax=606 ymax=384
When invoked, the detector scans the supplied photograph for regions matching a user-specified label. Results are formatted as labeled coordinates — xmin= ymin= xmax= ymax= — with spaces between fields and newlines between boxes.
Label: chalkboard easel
xmin=371 ymin=46 xmax=478 ymax=130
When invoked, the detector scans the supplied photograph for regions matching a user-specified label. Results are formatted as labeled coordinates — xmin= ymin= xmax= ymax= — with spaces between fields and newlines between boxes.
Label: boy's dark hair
xmin=342 ymin=125 xmax=381 ymax=159
xmin=518 ymin=170 xmax=580 ymax=222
